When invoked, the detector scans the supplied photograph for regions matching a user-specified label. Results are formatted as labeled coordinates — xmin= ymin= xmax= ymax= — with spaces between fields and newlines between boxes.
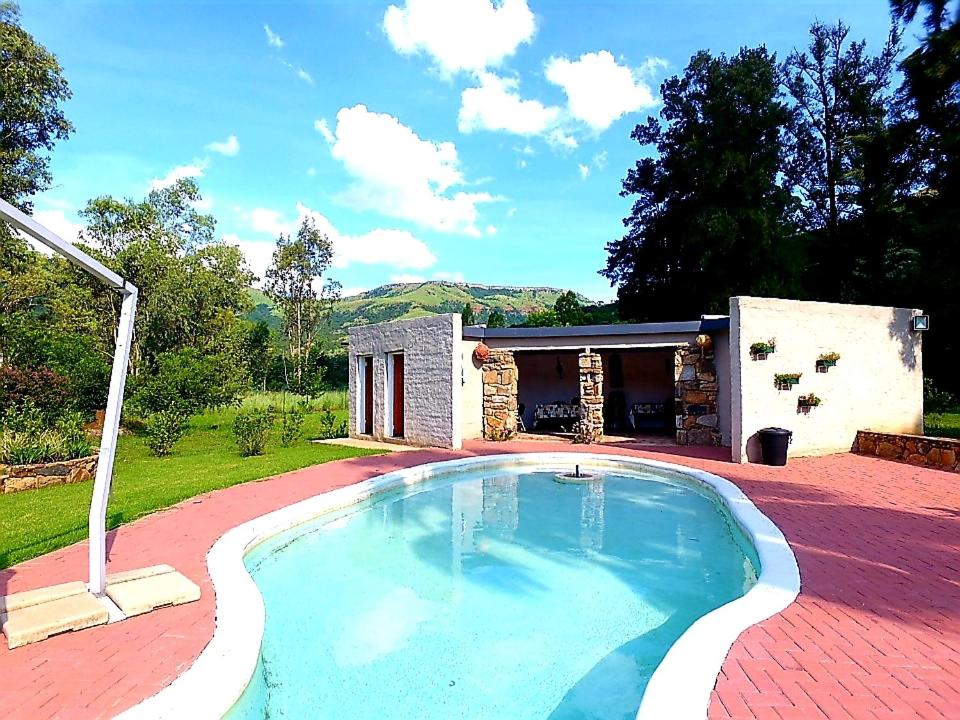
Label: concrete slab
xmin=314 ymin=437 xmax=420 ymax=452
xmin=106 ymin=565 xmax=200 ymax=617
xmin=0 ymin=580 xmax=87 ymax=614
xmin=1 ymin=589 xmax=108 ymax=649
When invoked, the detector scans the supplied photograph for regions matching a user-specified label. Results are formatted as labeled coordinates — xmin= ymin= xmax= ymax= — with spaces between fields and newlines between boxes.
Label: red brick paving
xmin=1 ymin=440 xmax=958 ymax=719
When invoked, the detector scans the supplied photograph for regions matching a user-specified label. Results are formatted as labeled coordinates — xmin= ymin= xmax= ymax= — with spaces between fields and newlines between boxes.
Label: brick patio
xmin=1 ymin=440 xmax=958 ymax=719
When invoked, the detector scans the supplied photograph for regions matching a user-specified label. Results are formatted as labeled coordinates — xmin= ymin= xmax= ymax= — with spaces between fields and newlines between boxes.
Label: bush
xmin=0 ymin=413 xmax=94 ymax=465
xmin=129 ymin=348 xmax=245 ymax=417
xmin=279 ymin=404 xmax=306 ymax=446
xmin=233 ymin=408 xmax=275 ymax=456
xmin=0 ymin=366 xmax=70 ymax=425
xmin=143 ymin=410 xmax=190 ymax=457
xmin=924 ymin=379 xmax=958 ymax=413
xmin=315 ymin=409 xmax=348 ymax=440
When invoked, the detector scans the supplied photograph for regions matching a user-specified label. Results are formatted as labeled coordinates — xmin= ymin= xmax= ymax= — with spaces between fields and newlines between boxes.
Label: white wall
xmin=348 ymin=314 xmax=462 ymax=449
xmin=713 ymin=330 xmax=732 ymax=446
xmin=730 ymin=297 xmax=923 ymax=463
xmin=461 ymin=340 xmax=484 ymax=440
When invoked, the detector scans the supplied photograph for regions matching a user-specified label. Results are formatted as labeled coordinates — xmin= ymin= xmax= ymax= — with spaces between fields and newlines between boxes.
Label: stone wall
xmin=853 ymin=430 xmax=959 ymax=472
xmin=1 ymin=453 xmax=99 ymax=494
xmin=482 ymin=350 xmax=518 ymax=440
xmin=578 ymin=352 xmax=604 ymax=443
xmin=675 ymin=343 xmax=721 ymax=446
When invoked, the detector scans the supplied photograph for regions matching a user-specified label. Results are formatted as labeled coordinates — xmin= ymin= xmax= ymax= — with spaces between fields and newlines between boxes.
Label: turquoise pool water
xmin=228 ymin=466 xmax=758 ymax=719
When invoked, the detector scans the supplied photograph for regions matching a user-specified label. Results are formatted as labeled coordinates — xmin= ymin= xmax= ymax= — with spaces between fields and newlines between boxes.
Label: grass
xmin=0 ymin=398 xmax=379 ymax=570
xmin=925 ymin=412 xmax=960 ymax=440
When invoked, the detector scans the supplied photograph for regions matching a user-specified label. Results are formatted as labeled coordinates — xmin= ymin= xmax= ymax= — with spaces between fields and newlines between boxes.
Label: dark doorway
xmin=362 ymin=357 xmax=373 ymax=435
xmin=391 ymin=353 xmax=405 ymax=438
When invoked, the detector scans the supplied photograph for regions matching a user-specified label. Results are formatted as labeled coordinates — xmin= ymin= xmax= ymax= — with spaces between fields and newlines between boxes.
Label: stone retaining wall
xmin=482 ymin=350 xmax=518 ymax=440
xmin=853 ymin=431 xmax=958 ymax=472
xmin=0 ymin=453 xmax=99 ymax=493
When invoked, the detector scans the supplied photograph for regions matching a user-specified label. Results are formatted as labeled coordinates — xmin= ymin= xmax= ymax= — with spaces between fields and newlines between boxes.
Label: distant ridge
xmin=247 ymin=281 xmax=596 ymax=336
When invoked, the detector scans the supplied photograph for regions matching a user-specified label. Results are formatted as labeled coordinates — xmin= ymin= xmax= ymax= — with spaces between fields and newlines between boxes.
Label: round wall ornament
xmin=473 ymin=342 xmax=490 ymax=363
xmin=696 ymin=334 xmax=713 ymax=349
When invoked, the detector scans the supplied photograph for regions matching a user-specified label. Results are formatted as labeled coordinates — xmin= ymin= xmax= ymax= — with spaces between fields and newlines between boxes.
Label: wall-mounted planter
xmin=797 ymin=394 xmax=822 ymax=414
xmin=750 ymin=340 xmax=776 ymax=361
xmin=774 ymin=373 xmax=802 ymax=391
xmin=816 ymin=353 xmax=840 ymax=373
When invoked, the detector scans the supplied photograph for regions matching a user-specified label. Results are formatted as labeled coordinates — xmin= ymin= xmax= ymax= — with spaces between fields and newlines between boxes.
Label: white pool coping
xmin=118 ymin=453 xmax=800 ymax=720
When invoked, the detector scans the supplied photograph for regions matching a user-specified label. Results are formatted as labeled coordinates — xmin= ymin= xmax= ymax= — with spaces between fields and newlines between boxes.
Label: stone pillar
xmin=675 ymin=343 xmax=721 ymax=446
xmin=578 ymin=352 xmax=604 ymax=443
xmin=482 ymin=350 xmax=518 ymax=440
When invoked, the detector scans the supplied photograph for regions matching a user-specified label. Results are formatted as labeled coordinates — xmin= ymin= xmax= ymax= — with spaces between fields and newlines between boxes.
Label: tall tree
xmin=554 ymin=291 xmax=584 ymax=326
xmin=264 ymin=217 xmax=340 ymax=391
xmin=461 ymin=302 xmax=476 ymax=326
xmin=0 ymin=1 xmax=72 ymax=212
xmin=781 ymin=21 xmax=902 ymax=300
xmin=603 ymin=48 xmax=800 ymax=321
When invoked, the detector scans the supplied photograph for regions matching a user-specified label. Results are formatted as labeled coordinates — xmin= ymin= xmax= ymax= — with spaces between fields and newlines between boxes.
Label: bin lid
xmin=759 ymin=427 xmax=792 ymax=436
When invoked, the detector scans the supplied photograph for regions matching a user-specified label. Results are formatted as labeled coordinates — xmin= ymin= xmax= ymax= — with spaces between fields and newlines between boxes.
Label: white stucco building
xmin=347 ymin=296 xmax=925 ymax=463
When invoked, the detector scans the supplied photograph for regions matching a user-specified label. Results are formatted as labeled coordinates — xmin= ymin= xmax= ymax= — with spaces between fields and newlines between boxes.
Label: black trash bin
xmin=758 ymin=427 xmax=792 ymax=466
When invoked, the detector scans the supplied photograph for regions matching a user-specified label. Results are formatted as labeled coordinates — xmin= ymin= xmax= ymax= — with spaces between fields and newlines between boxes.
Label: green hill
xmin=247 ymin=281 xmax=596 ymax=336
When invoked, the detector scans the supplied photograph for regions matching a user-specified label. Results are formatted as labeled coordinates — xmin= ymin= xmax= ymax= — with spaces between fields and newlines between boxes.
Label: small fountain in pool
xmin=554 ymin=464 xmax=602 ymax=483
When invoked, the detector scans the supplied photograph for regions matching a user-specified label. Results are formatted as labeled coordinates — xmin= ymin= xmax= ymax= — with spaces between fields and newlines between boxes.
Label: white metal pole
xmin=88 ymin=287 xmax=137 ymax=595
xmin=0 ymin=198 xmax=138 ymax=597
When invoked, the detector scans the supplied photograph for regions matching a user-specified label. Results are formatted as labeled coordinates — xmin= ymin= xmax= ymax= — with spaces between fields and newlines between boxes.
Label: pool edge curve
xmin=116 ymin=452 xmax=801 ymax=720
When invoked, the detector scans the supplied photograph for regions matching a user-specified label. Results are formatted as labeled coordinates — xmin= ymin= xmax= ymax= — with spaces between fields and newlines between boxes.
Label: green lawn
xmin=0 ymin=404 xmax=380 ymax=569
xmin=925 ymin=412 xmax=960 ymax=440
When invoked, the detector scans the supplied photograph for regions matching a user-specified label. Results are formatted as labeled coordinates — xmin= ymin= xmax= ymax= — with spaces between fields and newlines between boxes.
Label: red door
xmin=363 ymin=358 xmax=373 ymax=435
xmin=392 ymin=354 xmax=404 ymax=437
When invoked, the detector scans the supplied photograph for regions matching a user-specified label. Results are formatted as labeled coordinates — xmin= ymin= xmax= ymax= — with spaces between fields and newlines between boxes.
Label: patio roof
xmin=462 ymin=316 xmax=729 ymax=340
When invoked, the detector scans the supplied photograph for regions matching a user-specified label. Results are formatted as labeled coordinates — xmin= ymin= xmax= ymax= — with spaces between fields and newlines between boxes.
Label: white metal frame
xmin=1 ymin=198 xmax=138 ymax=596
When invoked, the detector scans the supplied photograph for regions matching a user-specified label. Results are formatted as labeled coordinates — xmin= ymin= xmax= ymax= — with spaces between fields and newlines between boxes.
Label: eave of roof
xmin=463 ymin=316 xmax=729 ymax=340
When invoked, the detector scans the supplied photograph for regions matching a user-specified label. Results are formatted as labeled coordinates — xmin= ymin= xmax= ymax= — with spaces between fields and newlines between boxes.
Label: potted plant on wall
xmin=797 ymin=393 xmax=822 ymax=414
xmin=816 ymin=352 xmax=840 ymax=372
xmin=750 ymin=339 xmax=776 ymax=360
xmin=774 ymin=373 xmax=802 ymax=390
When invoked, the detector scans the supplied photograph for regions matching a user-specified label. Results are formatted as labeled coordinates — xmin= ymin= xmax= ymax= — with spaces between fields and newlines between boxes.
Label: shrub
xmin=233 ymin=408 xmax=275 ymax=456
xmin=924 ymin=379 xmax=958 ymax=413
xmin=0 ymin=366 xmax=70 ymax=424
xmin=129 ymin=348 xmax=245 ymax=417
xmin=0 ymin=413 xmax=94 ymax=465
xmin=278 ymin=404 xmax=306 ymax=446
xmin=315 ymin=409 xmax=348 ymax=440
xmin=144 ymin=410 xmax=190 ymax=457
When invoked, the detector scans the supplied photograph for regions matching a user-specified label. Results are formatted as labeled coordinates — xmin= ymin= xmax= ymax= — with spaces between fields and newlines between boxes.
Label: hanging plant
xmin=797 ymin=393 xmax=822 ymax=410
xmin=473 ymin=342 xmax=490 ymax=364
xmin=750 ymin=339 xmax=776 ymax=359
xmin=774 ymin=373 xmax=802 ymax=390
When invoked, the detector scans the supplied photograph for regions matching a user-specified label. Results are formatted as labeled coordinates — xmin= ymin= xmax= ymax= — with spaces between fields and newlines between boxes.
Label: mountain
xmin=247 ymin=281 xmax=596 ymax=337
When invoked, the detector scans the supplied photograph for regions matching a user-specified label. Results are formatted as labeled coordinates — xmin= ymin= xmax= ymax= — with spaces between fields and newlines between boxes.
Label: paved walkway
xmin=1 ymin=440 xmax=958 ymax=719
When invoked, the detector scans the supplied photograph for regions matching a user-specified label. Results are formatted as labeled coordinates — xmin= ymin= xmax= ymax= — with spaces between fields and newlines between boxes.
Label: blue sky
xmin=22 ymin=0 xmax=906 ymax=301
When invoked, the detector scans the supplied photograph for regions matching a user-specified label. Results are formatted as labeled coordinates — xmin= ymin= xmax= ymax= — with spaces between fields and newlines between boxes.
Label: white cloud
xmin=458 ymin=72 xmax=559 ymax=135
xmin=330 ymin=104 xmax=496 ymax=236
xmin=638 ymin=56 xmax=670 ymax=79
xmin=297 ymin=68 xmax=314 ymax=85
xmin=484 ymin=225 xmax=497 ymax=235
xmin=578 ymin=163 xmax=590 ymax=180
xmin=193 ymin=195 xmax=214 ymax=212
xmin=313 ymin=118 xmax=335 ymax=144
xmin=546 ymin=127 xmax=578 ymax=151
xmin=383 ymin=0 xmax=535 ymax=75
xmin=205 ymin=135 xmax=239 ymax=157
xmin=264 ymin=24 xmax=284 ymax=49
xmin=545 ymin=50 xmax=658 ymax=131
xmin=517 ymin=159 xmax=528 ymax=169
xmin=306 ymin=167 xmax=317 ymax=177
xmin=149 ymin=160 xmax=207 ymax=191
xmin=32 ymin=209 xmax=83 ymax=244
xmin=433 ymin=270 xmax=465 ymax=282
xmin=506 ymin=207 xmax=517 ymax=217
xmin=236 ymin=203 xmax=437 ymax=272
xmin=593 ymin=150 xmax=608 ymax=169
xmin=340 ymin=286 xmax=368 ymax=297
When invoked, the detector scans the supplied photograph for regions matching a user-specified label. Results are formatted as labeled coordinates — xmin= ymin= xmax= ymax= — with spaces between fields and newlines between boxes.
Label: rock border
xmin=853 ymin=430 xmax=959 ymax=472
xmin=0 ymin=453 xmax=99 ymax=494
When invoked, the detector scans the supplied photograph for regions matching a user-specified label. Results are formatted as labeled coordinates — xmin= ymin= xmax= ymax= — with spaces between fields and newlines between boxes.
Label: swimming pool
xmin=121 ymin=454 xmax=799 ymax=720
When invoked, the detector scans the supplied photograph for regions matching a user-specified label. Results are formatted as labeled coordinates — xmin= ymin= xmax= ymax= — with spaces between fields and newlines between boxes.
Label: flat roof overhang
xmin=463 ymin=317 xmax=729 ymax=351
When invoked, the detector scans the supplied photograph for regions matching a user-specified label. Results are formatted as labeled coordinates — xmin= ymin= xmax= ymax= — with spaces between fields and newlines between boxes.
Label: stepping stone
xmin=1 ymin=581 xmax=108 ymax=649
xmin=106 ymin=564 xmax=200 ymax=617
